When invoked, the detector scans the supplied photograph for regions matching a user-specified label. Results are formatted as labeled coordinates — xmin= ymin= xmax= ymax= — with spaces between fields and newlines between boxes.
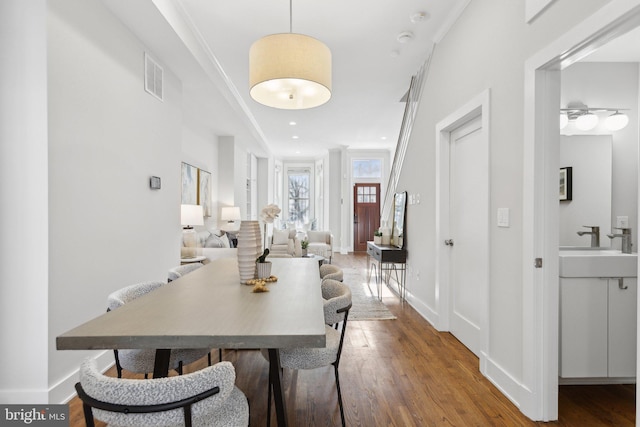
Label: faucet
xmin=607 ymin=227 xmax=633 ymax=254
xmin=577 ymin=225 xmax=600 ymax=248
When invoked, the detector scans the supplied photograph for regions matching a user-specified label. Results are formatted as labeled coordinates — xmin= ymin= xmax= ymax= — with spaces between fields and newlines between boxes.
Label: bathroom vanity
xmin=559 ymin=249 xmax=637 ymax=382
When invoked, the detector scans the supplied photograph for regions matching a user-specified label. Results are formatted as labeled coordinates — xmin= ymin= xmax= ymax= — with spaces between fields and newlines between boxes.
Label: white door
xmin=448 ymin=116 xmax=486 ymax=356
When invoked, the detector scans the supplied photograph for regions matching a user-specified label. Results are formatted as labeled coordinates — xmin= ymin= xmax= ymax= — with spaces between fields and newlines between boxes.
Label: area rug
xmin=340 ymin=267 xmax=396 ymax=321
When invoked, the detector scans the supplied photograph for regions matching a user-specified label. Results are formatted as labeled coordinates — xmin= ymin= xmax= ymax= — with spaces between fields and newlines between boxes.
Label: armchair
xmin=306 ymin=230 xmax=333 ymax=263
xmin=269 ymin=228 xmax=301 ymax=257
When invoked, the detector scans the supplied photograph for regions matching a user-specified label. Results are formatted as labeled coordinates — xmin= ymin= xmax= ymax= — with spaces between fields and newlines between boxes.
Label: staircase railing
xmin=381 ymin=56 xmax=430 ymax=226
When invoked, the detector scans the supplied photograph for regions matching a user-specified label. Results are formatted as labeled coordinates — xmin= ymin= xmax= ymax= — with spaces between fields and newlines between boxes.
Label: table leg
xmin=268 ymin=348 xmax=288 ymax=427
xmin=153 ymin=349 xmax=171 ymax=378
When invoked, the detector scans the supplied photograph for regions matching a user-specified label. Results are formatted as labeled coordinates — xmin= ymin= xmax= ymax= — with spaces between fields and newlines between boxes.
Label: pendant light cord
xmin=289 ymin=0 xmax=293 ymax=33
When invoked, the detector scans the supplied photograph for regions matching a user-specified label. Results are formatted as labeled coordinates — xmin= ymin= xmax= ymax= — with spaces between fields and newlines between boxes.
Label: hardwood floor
xmin=67 ymin=252 xmax=635 ymax=426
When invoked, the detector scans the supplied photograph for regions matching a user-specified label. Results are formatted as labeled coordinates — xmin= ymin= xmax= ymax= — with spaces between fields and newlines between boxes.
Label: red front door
xmin=353 ymin=183 xmax=380 ymax=251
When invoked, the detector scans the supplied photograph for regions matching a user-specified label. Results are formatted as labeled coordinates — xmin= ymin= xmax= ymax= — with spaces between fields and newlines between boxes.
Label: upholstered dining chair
xmin=263 ymin=280 xmax=352 ymax=427
xmin=76 ymin=357 xmax=249 ymax=427
xmin=167 ymin=262 xmax=204 ymax=282
xmin=319 ymin=264 xmax=343 ymax=282
xmin=107 ymin=281 xmax=212 ymax=378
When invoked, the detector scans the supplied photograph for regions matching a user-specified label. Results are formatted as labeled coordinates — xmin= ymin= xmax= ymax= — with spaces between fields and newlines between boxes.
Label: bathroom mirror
xmin=559 ymin=135 xmax=612 ymax=248
xmin=392 ymin=191 xmax=407 ymax=248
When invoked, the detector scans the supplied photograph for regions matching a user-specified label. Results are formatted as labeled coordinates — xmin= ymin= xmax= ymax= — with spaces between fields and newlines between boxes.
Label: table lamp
xmin=221 ymin=206 xmax=241 ymax=230
xmin=181 ymin=204 xmax=204 ymax=259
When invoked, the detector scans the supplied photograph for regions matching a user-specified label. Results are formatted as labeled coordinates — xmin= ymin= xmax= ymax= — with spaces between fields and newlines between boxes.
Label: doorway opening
xmin=353 ymin=183 xmax=380 ymax=251
xmin=523 ymin=2 xmax=640 ymax=421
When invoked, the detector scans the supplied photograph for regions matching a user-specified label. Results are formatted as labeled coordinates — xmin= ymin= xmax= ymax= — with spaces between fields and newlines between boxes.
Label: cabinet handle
xmin=618 ymin=278 xmax=628 ymax=290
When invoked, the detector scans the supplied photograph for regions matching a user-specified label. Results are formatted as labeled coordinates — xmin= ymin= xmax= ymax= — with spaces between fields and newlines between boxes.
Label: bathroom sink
xmin=559 ymin=249 xmax=637 ymax=277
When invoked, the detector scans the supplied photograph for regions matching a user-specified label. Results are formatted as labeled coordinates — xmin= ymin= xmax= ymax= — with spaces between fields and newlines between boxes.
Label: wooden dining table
xmin=57 ymin=256 xmax=326 ymax=427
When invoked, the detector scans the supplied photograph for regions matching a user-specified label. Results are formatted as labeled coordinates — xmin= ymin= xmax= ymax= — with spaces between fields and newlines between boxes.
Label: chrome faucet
xmin=607 ymin=227 xmax=633 ymax=254
xmin=577 ymin=225 xmax=600 ymax=248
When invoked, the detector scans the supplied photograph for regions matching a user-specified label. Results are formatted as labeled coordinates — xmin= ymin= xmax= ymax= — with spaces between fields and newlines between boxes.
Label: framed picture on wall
xmin=198 ymin=169 xmax=212 ymax=217
xmin=181 ymin=162 xmax=198 ymax=204
xmin=559 ymin=166 xmax=572 ymax=201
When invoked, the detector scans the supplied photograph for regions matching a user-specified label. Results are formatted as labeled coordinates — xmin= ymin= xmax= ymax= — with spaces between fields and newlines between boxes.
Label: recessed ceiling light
xmin=295 ymin=150 xmax=301 ymax=154
xmin=397 ymin=31 xmax=414 ymax=43
xmin=289 ymin=121 xmax=296 ymax=126
xmin=381 ymin=136 xmax=387 ymax=140
xmin=410 ymin=11 xmax=429 ymax=23
xmin=292 ymin=135 xmax=299 ymax=139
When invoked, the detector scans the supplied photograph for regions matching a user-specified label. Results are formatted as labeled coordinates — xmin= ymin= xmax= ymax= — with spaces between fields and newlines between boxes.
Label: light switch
xmin=497 ymin=208 xmax=510 ymax=227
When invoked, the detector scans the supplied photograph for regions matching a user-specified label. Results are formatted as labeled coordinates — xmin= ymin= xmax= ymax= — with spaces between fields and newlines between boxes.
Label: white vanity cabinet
xmin=560 ymin=277 xmax=637 ymax=379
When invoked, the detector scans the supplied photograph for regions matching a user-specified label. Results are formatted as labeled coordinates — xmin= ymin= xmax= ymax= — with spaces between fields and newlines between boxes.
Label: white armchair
xmin=306 ymin=230 xmax=333 ymax=263
xmin=269 ymin=228 xmax=301 ymax=257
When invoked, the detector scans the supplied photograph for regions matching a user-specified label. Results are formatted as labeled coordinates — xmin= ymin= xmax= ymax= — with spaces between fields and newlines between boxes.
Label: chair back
xmin=320 ymin=264 xmax=343 ymax=281
xmin=321 ymin=279 xmax=352 ymax=326
xmin=168 ymin=262 xmax=204 ymax=282
xmin=77 ymin=358 xmax=241 ymax=427
xmin=107 ymin=281 xmax=165 ymax=311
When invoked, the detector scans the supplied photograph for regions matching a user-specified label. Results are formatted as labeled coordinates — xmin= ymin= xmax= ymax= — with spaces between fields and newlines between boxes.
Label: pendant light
xmin=249 ymin=0 xmax=332 ymax=109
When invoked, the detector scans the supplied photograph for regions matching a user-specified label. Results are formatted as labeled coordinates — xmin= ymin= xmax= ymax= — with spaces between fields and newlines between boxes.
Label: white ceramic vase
xmin=237 ymin=220 xmax=262 ymax=284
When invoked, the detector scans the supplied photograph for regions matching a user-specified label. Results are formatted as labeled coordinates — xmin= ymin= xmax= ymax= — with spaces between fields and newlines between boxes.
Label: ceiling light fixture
xmin=560 ymin=102 xmax=629 ymax=132
xmin=249 ymin=0 xmax=331 ymax=110
xmin=604 ymin=110 xmax=629 ymax=131
xmin=397 ymin=31 xmax=414 ymax=43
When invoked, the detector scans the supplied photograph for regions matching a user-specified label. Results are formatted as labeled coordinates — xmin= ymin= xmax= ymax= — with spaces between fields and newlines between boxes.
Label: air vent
xmin=144 ymin=53 xmax=163 ymax=101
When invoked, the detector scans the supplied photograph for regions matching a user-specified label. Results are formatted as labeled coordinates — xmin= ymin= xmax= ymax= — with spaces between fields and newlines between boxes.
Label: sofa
xmin=182 ymin=229 xmax=238 ymax=262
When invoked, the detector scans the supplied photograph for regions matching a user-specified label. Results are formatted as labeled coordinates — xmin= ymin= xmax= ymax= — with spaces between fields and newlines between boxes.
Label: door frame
xmin=353 ymin=183 xmax=381 ymax=251
xmin=435 ymin=89 xmax=491 ymax=369
xmin=522 ymin=1 xmax=640 ymax=420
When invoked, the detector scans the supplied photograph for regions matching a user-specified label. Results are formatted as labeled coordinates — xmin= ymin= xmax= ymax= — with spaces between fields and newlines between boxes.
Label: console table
xmin=366 ymin=241 xmax=407 ymax=302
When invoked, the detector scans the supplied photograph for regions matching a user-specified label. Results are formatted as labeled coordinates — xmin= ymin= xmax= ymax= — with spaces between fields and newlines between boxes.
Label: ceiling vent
xmin=144 ymin=53 xmax=163 ymax=101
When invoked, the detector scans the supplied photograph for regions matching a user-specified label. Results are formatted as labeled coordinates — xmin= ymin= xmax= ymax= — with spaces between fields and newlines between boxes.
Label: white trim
xmin=522 ymin=0 xmax=640 ymax=420
xmin=435 ymin=89 xmax=491 ymax=364
xmin=51 ymin=351 xmax=114 ymax=404
xmin=525 ymin=0 xmax=557 ymax=23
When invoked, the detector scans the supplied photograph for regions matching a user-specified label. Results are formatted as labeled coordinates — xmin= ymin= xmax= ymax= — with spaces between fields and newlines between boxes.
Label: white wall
xmin=46 ymin=0 xmax=184 ymax=402
xmin=560 ymin=62 xmax=639 ymax=250
xmin=395 ymin=0 xmax=612 ymax=416
xmin=0 ymin=0 xmax=49 ymax=404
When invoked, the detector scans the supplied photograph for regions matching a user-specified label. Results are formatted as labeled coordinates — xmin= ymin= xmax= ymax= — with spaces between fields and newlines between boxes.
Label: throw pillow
xmin=273 ymin=229 xmax=290 ymax=245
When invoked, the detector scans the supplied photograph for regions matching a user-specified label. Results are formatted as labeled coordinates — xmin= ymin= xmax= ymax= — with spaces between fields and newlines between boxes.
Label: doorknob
xmin=444 ymin=239 xmax=454 ymax=246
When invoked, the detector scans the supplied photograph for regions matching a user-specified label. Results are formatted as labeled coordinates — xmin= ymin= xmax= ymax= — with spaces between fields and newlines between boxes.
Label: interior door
xmin=353 ymin=183 xmax=380 ymax=251
xmin=448 ymin=116 xmax=485 ymax=356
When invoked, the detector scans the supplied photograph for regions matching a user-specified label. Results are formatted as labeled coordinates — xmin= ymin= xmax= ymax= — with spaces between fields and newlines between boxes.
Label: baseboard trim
xmin=483 ymin=355 xmax=527 ymax=412
xmin=406 ymin=294 xmax=441 ymax=330
xmin=51 ymin=351 xmax=114 ymax=404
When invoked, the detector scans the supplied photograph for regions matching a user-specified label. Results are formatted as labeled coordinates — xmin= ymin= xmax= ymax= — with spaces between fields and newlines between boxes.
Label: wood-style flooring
xmin=67 ymin=252 xmax=635 ymax=426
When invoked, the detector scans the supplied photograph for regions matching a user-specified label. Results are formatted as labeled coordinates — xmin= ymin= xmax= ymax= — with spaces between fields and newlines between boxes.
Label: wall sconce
xmin=560 ymin=102 xmax=629 ymax=132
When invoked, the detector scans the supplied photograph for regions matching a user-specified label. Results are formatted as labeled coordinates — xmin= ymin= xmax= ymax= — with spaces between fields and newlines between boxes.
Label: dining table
xmin=57 ymin=256 xmax=326 ymax=427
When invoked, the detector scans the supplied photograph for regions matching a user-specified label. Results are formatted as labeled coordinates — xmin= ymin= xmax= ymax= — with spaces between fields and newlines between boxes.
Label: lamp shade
xmin=221 ymin=206 xmax=242 ymax=221
xmin=181 ymin=204 xmax=204 ymax=227
xmin=250 ymin=33 xmax=331 ymax=109
xmin=575 ymin=112 xmax=599 ymax=131
xmin=605 ymin=111 xmax=629 ymax=131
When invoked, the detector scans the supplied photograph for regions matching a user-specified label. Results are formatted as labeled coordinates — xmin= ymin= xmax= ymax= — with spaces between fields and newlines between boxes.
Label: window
xmin=357 ymin=185 xmax=377 ymax=204
xmin=288 ymin=169 xmax=310 ymax=226
xmin=352 ymin=159 xmax=382 ymax=178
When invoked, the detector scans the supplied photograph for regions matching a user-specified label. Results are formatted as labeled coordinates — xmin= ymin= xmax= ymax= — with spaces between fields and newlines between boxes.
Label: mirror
xmin=392 ymin=191 xmax=407 ymax=248
xmin=559 ymin=135 xmax=612 ymax=248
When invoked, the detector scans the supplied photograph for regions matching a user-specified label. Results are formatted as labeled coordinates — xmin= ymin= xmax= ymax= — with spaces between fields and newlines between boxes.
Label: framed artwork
xmin=181 ymin=162 xmax=198 ymax=204
xmin=559 ymin=167 xmax=572 ymax=201
xmin=198 ymin=169 xmax=212 ymax=217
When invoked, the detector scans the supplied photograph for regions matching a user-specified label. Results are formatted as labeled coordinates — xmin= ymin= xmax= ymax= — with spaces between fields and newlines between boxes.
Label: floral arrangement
xmin=260 ymin=204 xmax=281 ymax=224
xmin=260 ymin=204 xmax=281 ymax=250
xmin=256 ymin=248 xmax=270 ymax=263
xmin=301 ymin=239 xmax=309 ymax=250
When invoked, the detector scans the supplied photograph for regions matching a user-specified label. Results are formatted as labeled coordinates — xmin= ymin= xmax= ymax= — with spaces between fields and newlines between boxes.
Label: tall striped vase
xmin=236 ymin=220 xmax=262 ymax=284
